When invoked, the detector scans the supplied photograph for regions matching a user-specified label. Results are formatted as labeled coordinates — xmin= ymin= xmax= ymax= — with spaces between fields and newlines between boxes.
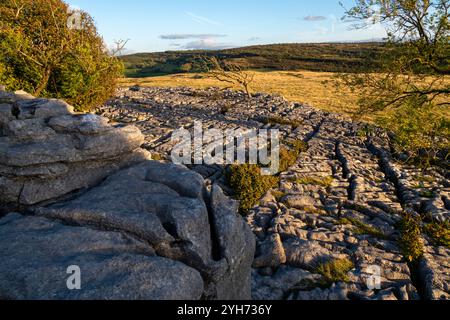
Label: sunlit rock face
xmin=0 ymin=88 xmax=255 ymax=300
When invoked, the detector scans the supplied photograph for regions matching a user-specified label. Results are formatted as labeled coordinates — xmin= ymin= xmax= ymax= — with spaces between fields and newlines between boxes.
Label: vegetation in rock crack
xmin=227 ymin=139 xmax=307 ymax=214
xmin=337 ymin=0 xmax=450 ymax=168
xmin=271 ymin=190 xmax=287 ymax=202
xmin=261 ymin=116 xmax=303 ymax=129
xmin=226 ymin=164 xmax=278 ymax=214
xmin=279 ymin=140 xmax=309 ymax=173
xmin=290 ymin=176 xmax=335 ymax=188
xmin=0 ymin=0 xmax=123 ymax=111
xmin=424 ymin=221 xmax=450 ymax=249
xmin=398 ymin=213 xmax=424 ymax=263
xmin=336 ymin=217 xmax=387 ymax=239
xmin=315 ymin=258 xmax=355 ymax=285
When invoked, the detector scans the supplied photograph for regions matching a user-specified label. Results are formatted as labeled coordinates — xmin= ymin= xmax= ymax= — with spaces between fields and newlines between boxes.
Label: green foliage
xmin=226 ymin=164 xmax=278 ymax=214
xmin=424 ymin=221 xmax=450 ymax=249
xmin=377 ymin=98 xmax=450 ymax=168
xmin=121 ymin=43 xmax=385 ymax=78
xmin=339 ymin=0 xmax=450 ymax=168
xmin=0 ymin=0 xmax=123 ymax=111
xmin=398 ymin=214 xmax=424 ymax=263
xmin=227 ymin=139 xmax=307 ymax=214
xmin=315 ymin=258 xmax=354 ymax=285
xmin=279 ymin=139 xmax=308 ymax=172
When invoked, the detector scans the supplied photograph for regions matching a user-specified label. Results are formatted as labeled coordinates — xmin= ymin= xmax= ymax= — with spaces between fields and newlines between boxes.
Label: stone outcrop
xmin=0 ymin=88 xmax=149 ymax=212
xmin=0 ymin=88 xmax=255 ymax=300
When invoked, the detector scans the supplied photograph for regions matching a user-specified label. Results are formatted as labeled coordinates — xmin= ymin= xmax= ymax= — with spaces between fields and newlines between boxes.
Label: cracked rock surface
xmin=98 ymin=86 xmax=449 ymax=300
xmin=0 ymin=88 xmax=255 ymax=300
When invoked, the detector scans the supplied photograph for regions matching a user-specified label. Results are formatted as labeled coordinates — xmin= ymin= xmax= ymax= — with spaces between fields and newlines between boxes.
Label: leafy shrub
xmin=424 ymin=221 xmax=450 ymax=249
xmin=226 ymin=164 xmax=278 ymax=214
xmin=377 ymin=99 xmax=449 ymax=168
xmin=398 ymin=214 xmax=424 ymax=263
xmin=226 ymin=139 xmax=307 ymax=214
xmin=0 ymin=0 xmax=123 ymax=111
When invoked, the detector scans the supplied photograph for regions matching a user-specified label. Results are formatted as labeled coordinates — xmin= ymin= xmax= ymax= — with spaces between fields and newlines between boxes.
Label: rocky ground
xmin=0 ymin=87 xmax=254 ymax=300
xmin=99 ymin=86 xmax=450 ymax=300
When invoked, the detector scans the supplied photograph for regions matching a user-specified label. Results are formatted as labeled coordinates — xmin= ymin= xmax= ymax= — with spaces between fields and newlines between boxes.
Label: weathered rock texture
xmin=99 ymin=86 xmax=449 ymax=300
xmin=0 ymin=88 xmax=255 ymax=300
xmin=0 ymin=88 xmax=149 ymax=212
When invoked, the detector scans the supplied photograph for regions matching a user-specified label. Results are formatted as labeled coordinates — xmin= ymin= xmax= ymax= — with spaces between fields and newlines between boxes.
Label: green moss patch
xmin=315 ymin=258 xmax=354 ymax=285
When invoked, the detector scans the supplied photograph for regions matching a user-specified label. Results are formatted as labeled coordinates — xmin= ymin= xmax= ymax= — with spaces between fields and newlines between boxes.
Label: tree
xmin=0 ymin=0 xmax=123 ymax=111
xmin=338 ymin=0 xmax=449 ymax=166
xmin=199 ymin=56 xmax=255 ymax=98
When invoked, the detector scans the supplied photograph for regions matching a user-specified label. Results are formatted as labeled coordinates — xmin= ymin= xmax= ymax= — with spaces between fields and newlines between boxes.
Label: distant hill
xmin=120 ymin=43 xmax=386 ymax=78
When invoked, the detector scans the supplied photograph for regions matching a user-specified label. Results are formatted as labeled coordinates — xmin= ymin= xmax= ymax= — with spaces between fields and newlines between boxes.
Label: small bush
xmin=227 ymin=139 xmax=307 ymax=214
xmin=424 ymin=221 xmax=450 ymax=249
xmin=226 ymin=164 xmax=278 ymax=214
xmin=398 ymin=214 xmax=424 ymax=263
xmin=316 ymin=258 xmax=354 ymax=285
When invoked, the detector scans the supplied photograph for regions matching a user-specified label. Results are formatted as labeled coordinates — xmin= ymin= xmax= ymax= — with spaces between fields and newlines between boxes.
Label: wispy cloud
xmin=182 ymin=38 xmax=233 ymax=50
xmin=186 ymin=12 xmax=222 ymax=26
xmin=160 ymin=34 xmax=227 ymax=40
xmin=183 ymin=40 xmax=232 ymax=50
xmin=248 ymin=37 xmax=260 ymax=42
xmin=303 ymin=15 xmax=327 ymax=22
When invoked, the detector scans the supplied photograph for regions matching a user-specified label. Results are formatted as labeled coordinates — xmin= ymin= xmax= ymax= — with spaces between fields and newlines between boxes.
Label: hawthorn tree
xmin=338 ymin=0 xmax=449 ymax=167
xmin=199 ymin=56 xmax=255 ymax=98
xmin=0 ymin=0 xmax=123 ymax=111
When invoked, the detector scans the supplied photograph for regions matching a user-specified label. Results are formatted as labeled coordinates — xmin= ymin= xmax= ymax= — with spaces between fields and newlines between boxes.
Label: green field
xmin=121 ymin=42 xmax=386 ymax=78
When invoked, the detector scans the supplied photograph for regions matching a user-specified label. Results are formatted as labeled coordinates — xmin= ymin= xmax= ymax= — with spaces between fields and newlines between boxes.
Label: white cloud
xmin=182 ymin=38 xmax=233 ymax=50
xmin=186 ymin=12 xmax=222 ymax=26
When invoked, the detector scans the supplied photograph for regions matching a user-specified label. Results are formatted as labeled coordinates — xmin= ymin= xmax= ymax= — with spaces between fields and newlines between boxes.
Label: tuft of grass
xmin=315 ymin=258 xmax=354 ymax=285
xmin=151 ymin=153 xmax=164 ymax=161
xmin=414 ymin=175 xmax=435 ymax=184
xmin=419 ymin=190 xmax=434 ymax=199
xmin=335 ymin=218 xmax=353 ymax=226
xmin=261 ymin=116 xmax=303 ymax=129
xmin=226 ymin=164 xmax=278 ymax=214
xmin=279 ymin=139 xmax=308 ymax=173
xmin=424 ymin=221 xmax=450 ymax=249
xmin=290 ymin=176 xmax=334 ymax=188
xmin=398 ymin=213 xmax=424 ymax=263
xmin=335 ymin=217 xmax=387 ymax=239
xmin=271 ymin=190 xmax=287 ymax=202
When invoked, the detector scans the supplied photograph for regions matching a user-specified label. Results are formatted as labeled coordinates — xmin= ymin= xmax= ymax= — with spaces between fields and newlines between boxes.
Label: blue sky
xmin=66 ymin=0 xmax=387 ymax=53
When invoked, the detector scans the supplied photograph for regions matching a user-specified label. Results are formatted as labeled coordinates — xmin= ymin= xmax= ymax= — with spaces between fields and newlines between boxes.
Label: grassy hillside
xmin=121 ymin=43 xmax=386 ymax=78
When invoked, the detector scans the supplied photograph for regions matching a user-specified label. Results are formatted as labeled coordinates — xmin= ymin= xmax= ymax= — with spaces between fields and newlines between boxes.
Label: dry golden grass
xmin=120 ymin=70 xmax=449 ymax=121
xmin=120 ymin=70 xmax=359 ymax=115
